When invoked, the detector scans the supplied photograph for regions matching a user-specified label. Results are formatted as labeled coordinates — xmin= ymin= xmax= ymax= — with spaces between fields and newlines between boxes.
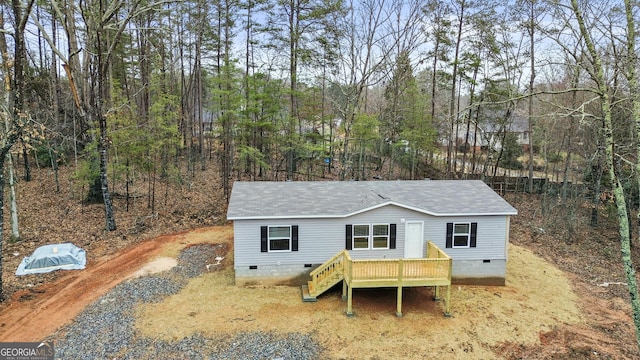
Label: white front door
xmin=404 ymin=221 xmax=424 ymax=258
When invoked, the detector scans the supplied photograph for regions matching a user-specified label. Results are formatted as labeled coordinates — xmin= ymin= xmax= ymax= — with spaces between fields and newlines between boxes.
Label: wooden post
xmin=396 ymin=260 xmax=404 ymax=317
xmin=346 ymin=284 xmax=354 ymax=317
xmin=396 ymin=286 xmax=403 ymax=317
xmin=342 ymin=279 xmax=347 ymax=301
xmin=444 ymin=284 xmax=452 ymax=317
xmin=345 ymin=251 xmax=352 ymax=310
xmin=445 ymin=257 xmax=453 ymax=317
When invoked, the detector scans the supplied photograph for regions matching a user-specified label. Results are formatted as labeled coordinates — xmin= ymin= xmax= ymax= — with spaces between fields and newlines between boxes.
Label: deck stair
xmin=301 ymin=250 xmax=347 ymax=301
xmin=302 ymin=242 xmax=453 ymax=317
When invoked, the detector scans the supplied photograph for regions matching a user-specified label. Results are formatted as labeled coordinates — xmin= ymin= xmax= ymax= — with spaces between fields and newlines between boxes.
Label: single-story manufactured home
xmin=226 ymin=180 xmax=517 ymax=287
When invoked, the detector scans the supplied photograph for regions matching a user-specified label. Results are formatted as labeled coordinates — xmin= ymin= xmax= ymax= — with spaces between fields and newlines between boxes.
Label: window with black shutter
xmin=261 ymin=226 xmax=268 ymax=252
xmin=291 ymin=225 xmax=299 ymax=251
xmin=446 ymin=222 xmax=477 ymax=248
xmin=389 ymin=224 xmax=396 ymax=249
xmin=470 ymin=223 xmax=477 ymax=248
xmin=261 ymin=225 xmax=298 ymax=252
xmin=346 ymin=223 xmax=395 ymax=250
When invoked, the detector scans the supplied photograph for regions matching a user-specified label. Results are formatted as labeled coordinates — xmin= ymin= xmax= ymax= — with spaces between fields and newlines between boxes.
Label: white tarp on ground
xmin=15 ymin=243 xmax=86 ymax=275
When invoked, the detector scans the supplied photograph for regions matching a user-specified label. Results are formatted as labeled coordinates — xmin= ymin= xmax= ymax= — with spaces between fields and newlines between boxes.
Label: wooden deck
xmin=305 ymin=241 xmax=452 ymax=317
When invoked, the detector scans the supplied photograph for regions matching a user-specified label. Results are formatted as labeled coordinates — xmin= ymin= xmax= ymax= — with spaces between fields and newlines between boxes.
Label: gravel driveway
xmin=50 ymin=244 xmax=323 ymax=360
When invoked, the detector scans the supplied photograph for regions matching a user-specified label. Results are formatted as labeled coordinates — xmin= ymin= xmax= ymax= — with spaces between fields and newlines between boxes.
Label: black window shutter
xmin=446 ymin=222 xmax=453 ymax=248
xmin=345 ymin=225 xmax=352 ymax=250
xmin=470 ymin=222 xmax=477 ymax=248
xmin=261 ymin=226 xmax=268 ymax=252
xmin=292 ymin=225 xmax=299 ymax=251
xmin=389 ymin=224 xmax=396 ymax=249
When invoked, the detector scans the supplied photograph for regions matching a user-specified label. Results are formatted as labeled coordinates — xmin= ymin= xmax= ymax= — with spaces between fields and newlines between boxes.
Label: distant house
xmin=480 ymin=111 xmax=530 ymax=152
xmin=443 ymin=110 xmax=530 ymax=153
xmin=226 ymin=180 xmax=517 ymax=288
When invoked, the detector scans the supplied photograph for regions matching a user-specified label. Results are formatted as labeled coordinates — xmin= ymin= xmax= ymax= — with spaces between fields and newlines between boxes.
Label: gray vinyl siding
xmin=233 ymin=218 xmax=345 ymax=268
xmin=233 ymin=205 xmax=510 ymax=270
xmin=345 ymin=205 xmax=422 ymax=260
xmin=233 ymin=205 xmax=421 ymax=268
xmin=425 ymin=215 xmax=509 ymax=260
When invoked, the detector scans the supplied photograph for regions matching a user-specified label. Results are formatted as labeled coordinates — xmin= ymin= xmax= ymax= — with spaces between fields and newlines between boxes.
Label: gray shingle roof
xmin=226 ymin=180 xmax=517 ymax=220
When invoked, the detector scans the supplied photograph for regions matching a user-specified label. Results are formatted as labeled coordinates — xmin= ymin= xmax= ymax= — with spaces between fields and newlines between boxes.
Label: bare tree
xmin=332 ymin=0 xmax=423 ymax=180
xmin=0 ymin=0 xmax=36 ymax=300
xmin=423 ymin=0 xmax=452 ymax=167
xmin=623 ymin=0 xmax=640 ymax=348
xmin=558 ymin=0 xmax=640 ymax=349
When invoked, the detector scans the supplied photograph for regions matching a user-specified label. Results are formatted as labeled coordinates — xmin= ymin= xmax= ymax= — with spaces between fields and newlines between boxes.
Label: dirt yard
xmin=136 ymin=227 xmax=584 ymax=359
xmin=0 ymin=227 xmax=219 ymax=342
xmin=2 ymin=222 xmax=635 ymax=358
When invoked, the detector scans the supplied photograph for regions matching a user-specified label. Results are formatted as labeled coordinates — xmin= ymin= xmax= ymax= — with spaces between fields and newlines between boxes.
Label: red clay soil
xmin=0 ymin=230 xmax=191 ymax=342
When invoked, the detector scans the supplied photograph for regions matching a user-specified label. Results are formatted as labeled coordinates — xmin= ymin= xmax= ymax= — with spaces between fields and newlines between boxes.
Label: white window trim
xmin=268 ymin=225 xmax=292 ymax=252
xmin=372 ymin=223 xmax=390 ymax=250
xmin=452 ymin=222 xmax=471 ymax=249
xmin=352 ymin=224 xmax=370 ymax=250
xmin=352 ymin=223 xmax=390 ymax=250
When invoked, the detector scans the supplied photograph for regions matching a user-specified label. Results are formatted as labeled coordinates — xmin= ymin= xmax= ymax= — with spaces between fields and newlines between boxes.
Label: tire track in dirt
xmin=0 ymin=230 xmax=190 ymax=342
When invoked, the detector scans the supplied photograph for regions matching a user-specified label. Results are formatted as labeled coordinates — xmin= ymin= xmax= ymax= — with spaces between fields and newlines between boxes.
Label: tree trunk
xmin=94 ymin=9 xmax=116 ymax=231
xmin=0 ymin=1 xmax=35 ymax=300
xmin=48 ymin=144 xmax=60 ymax=193
xmin=462 ymin=64 xmax=479 ymax=178
xmin=98 ymin=109 xmax=116 ymax=231
xmin=623 ymin=0 xmax=640 ymax=246
xmin=21 ymin=141 xmax=30 ymax=182
xmin=564 ymin=62 xmax=581 ymax=199
xmin=0 ymin=154 xmax=5 ymax=300
xmin=572 ymin=0 xmax=640 ymax=350
xmin=7 ymin=154 xmax=19 ymax=241
xmin=622 ymin=0 xmax=640 ymax=346
xmin=448 ymin=0 xmax=465 ymax=175
xmin=527 ymin=0 xmax=535 ymax=193
xmin=471 ymin=101 xmax=483 ymax=174
xmin=287 ymin=0 xmax=301 ymax=180
xmin=590 ymin=159 xmax=602 ymax=227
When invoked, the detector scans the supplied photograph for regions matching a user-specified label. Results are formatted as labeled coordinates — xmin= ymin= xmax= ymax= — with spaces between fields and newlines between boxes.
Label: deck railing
xmin=343 ymin=241 xmax=451 ymax=286
xmin=309 ymin=250 xmax=347 ymax=293
xmin=307 ymin=241 xmax=452 ymax=316
xmin=427 ymin=241 xmax=449 ymax=259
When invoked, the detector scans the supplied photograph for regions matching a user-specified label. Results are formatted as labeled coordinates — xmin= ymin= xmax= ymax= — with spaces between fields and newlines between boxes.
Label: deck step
xmin=314 ymin=278 xmax=336 ymax=291
xmin=307 ymin=275 xmax=343 ymax=298
xmin=301 ymin=284 xmax=317 ymax=302
xmin=304 ymin=250 xmax=347 ymax=300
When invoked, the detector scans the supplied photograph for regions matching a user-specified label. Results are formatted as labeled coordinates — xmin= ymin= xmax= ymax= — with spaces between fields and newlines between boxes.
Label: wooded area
xmin=1 ymin=0 xmax=640 ymax=350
